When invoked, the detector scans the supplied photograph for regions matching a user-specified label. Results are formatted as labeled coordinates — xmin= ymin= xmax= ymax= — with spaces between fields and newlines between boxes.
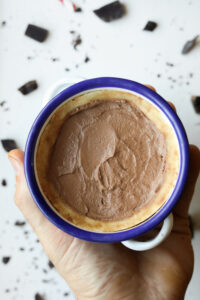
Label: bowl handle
xmin=42 ymin=77 xmax=85 ymax=106
xmin=121 ymin=213 xmax=173 ymax=251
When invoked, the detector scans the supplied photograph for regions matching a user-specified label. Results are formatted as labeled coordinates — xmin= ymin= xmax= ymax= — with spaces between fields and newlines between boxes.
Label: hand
xmin=8 ymin=97 xmax=200 ymax=300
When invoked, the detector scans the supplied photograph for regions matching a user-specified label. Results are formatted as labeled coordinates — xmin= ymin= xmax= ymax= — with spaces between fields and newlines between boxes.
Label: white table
xmin=0 ymin=0 xmax=199 ymax=299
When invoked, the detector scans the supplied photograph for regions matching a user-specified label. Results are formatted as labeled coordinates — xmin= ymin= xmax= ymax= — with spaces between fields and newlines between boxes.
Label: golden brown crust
xmin=35 ymin=89 xmax=180 ymax=232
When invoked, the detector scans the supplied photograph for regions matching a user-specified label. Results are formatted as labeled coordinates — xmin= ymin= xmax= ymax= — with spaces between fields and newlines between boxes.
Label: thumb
xmin=8 ymin=149 xmax=74 ymax=264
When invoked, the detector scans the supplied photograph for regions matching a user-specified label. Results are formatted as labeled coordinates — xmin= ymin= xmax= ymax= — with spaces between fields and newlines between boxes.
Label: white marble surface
xmin=0 ymin=0 xmax=200 ymax=299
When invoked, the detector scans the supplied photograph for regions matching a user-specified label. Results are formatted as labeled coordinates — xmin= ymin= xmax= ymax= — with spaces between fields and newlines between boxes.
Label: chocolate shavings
xmin=18 ymin=80 xmax=38 ymax=95
xmin=25 ymin=24 xmax=49 ymax=42
xmin=72 ymin=35 xmax=82 ymax=50
xmin=48 ymin=260 xmax=54 ymax=269
xmin=84 ymin=56 xmax=90 ymax=63
xmin=15 ymin=221 xmax=26 ymax=226
xmin=143 ymin=21 xmax=157 ymax=31
xmin=182 ymin=35 xmax=199 ymax=54
xmin=1 ymin=139 xmax=17 ymax=152
xmin=94 ymin=1 xmax=125 ymax=22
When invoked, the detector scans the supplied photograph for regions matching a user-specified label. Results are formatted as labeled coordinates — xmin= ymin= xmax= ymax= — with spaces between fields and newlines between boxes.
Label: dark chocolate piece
xmin=74 ymin=7 xmax=82 ymax=12
xmin=143 ymin=21 xmax=157 ymax=31
xmin=18 ymin=80 xmax=38 ymax=95
xmin=2 ymin=256 xmax=11 ymax=264
xmin=1 ymin=179 xmax=7 ymax=186
xmin=1 ymin=139 xmax=17 ymax=152
xmin=84 ymin=56 xmax=90 ymax=63
xmin=48 ymin=260 xmax=54 ymax=269
xmin=191 ymin=96 xmax=200 ymax=113
xmin=25 ymin=24 xmax=48 ymax=42
xmin=72 ymin=35 xmax=82 ymax=50
xmin=15 ymin=221 xmax=26 ymax=226
xmin=94 ymin=1 xmax=125 ymax=22
xmin=35 ymin=293 xmax=45 ymax=300
xmin=182 ymin=36 xmax=199 ymax=54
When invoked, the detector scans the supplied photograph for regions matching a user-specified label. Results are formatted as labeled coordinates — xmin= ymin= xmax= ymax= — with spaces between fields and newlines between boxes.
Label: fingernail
xmin=8 ymin=156 xmax=21 ymax=176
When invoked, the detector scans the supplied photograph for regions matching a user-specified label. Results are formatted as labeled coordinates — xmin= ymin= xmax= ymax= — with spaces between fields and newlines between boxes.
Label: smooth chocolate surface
xmin=48 ymin=100 xmax=167 ymax=221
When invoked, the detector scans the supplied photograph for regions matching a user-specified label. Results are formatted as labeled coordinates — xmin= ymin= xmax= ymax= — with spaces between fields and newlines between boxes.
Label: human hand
xmin=8 ymin=95 xmax=200 ymax=300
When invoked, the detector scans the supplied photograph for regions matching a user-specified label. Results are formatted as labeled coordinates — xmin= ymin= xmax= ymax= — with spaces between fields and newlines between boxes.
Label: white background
xmin=0 ymin=0 xmax=200 ymax=299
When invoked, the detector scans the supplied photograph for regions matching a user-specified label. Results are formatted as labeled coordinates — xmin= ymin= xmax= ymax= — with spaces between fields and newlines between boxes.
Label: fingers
xmin=174 ymin=145 xmax=200 ymax=218
xmin=168 ymin=102 xmax=176 ymax=112
xmin=8 ymin=149 xmax=74 ymax=263
xmin=145 ymin=85 xmax=176 ymax=112
xmin=8 ymin=149 xmax=48 ymax=232
xmin=145 ymin=84 xmax=156 ymax=92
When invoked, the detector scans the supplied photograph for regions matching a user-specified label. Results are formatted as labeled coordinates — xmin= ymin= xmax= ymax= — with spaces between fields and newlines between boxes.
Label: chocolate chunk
xmin=74 ymin=7 xmax=82 ymax=12
xmin=48 ymin=260 xmax=54 ymax=269
xmin=1 ymin=179 xmax=7 ymax=186
xmin=15 ymin=221 xmax=26 ymax=226
xmin=72 ymin=35 xmax=82 ymax=50
xmin=25 ymin=24 xmax=48 ymax=42
xmin=2 ymin=256 xmax=11 ymax=264
xmin=143 ymin=21 xmax=157 ymax=31
xmin=84 ymin=56 xmax=90 ymax=63
xmin=18 ymin=80 xmax=38 ymax=95
xmin=191 ymin=96 xmax=200 ymax=113
xmin=0 ymin=100 xmax=6 ymax=107
xmin=94 ymin=1 xmax=125 ymax=22
xmin=35 ymin=293 xmax=45 ymax=300
xmin=1 ymin=139 xmax=17 ymax=152
xmin=182 ymin=36 xmax=199 ymax=54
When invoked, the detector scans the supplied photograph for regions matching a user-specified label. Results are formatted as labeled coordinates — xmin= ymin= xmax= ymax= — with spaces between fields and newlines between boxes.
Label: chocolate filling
xmin=48 ymin=100 xmax=167 ymax=221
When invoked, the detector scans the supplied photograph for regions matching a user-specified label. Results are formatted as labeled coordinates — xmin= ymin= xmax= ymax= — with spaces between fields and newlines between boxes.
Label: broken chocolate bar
xmin=35 ymin=293 xmax=45 ymax=300
xmin=2 ymin=257 xmax=11 ymax=264
xmin=18 ymin=80 xmax=38 ymax=95
xmin=191 ymin=96 xmax=200 ymax=113
xmin=1 ymin=179 xmax=7 ymax=186
xmin=182 ymin=36 xmax=199 ymax=54
xmin=143 ymin=21 xmax=157 ymax=31
xmin=94 ymin=1 xmax=125 ymax=22
xmin=25 ymin=24 xmax=48 ymax=42
xmin=15 ymin=221 xmax=26 ymax=226
xmin=1 ymin=139 xmax=17 ymax=152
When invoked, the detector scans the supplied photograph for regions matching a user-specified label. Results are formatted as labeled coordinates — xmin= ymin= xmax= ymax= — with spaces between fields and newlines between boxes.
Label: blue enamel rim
xmin=24 ymin=77 xmax=189 ymax=243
